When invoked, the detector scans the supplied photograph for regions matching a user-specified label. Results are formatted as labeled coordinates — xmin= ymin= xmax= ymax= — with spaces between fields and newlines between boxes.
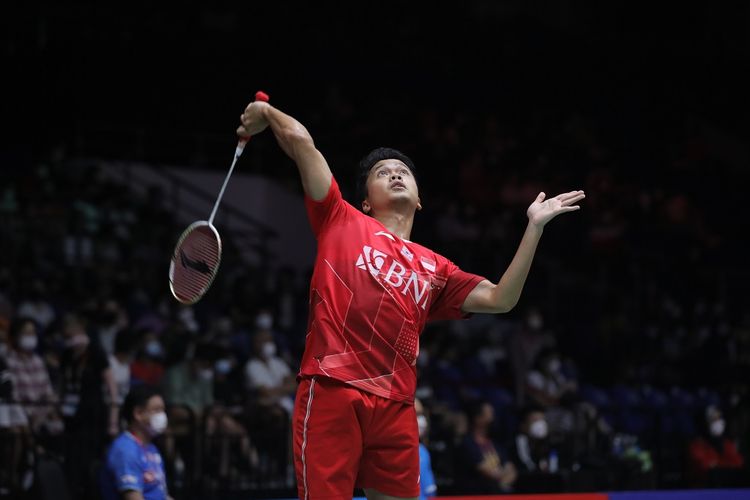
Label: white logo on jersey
xmin=374 ymin=230 xmax=396 ymax=241
xmin=401 ymin=245 xmax=414 ymax=261
xmin=420 ymin=256 xmax=436 ymax=272
xmin=356 ymin=245 xmax=431 ymax=309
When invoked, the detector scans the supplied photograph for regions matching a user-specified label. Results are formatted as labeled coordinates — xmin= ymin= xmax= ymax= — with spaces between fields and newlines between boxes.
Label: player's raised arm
xmin=237 ymin=100 xmax=332 ymax=201
xmin=462 ymin=190 xmax=585 ymax=314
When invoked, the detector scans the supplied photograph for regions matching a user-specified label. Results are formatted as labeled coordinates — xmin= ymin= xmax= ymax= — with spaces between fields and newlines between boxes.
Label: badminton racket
xmin=169 ymin=90 xmax=270 ymax=304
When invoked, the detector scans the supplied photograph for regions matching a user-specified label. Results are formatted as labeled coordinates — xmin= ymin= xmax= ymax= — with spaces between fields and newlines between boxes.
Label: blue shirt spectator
xmin=419 ymin=442 xmax=437 ymax=500
xmin=100 ymin=384 xmax=170 ymax=500
xmin=416 ymin=397 xmax=437 ymax=500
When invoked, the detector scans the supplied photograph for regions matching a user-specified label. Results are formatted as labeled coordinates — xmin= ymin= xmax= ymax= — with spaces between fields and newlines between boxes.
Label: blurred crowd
xmin=1 ymin=86 xmax=749 ymax=499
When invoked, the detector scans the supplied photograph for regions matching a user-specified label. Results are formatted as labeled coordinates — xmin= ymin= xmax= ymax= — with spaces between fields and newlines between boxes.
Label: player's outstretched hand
xmin=237 ymin=100 xmax=270 ymax=138
xmin=526 ymin=190 xmax=585 ymax=227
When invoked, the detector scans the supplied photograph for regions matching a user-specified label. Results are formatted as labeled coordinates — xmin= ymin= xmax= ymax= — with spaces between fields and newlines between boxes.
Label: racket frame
xmin=168 ymin=220 xmax=223 ymax=304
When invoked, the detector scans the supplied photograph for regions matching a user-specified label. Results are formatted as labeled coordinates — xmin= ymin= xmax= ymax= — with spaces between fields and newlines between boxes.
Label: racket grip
xmin=236 ymin=90 xmax=271 ymax=155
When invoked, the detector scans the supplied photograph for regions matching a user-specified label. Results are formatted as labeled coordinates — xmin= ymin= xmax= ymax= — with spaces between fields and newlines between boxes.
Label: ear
xmin=362 ymin=199 xmax=371 ymax=214
xmin=416 ymin=197 xmax=422 ymax=211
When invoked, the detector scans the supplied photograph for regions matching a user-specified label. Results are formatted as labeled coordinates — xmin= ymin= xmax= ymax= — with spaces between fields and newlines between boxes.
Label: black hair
xmin=8 ymin=317 xmax=36 ymax=343
xmin=520 ymin=404 xmax=546 ymax=423
xmin=355 ymin=147 xmax=417 ymax=207
xmin=113 ymin=329 xmax=133 ymax=354
xmin=465 ymin=398 xmax=491 ymax=427
xmin=121 ymin=384 xmax=161 ymax=424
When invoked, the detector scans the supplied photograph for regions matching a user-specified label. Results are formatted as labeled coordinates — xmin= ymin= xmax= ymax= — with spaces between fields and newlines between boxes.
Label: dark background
xmin=1 ymin=2 xmax=749 ymax=498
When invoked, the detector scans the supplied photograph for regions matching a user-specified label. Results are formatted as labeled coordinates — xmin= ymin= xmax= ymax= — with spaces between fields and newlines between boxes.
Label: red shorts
xmin=292 ymin=376 xmax=420 ymax=499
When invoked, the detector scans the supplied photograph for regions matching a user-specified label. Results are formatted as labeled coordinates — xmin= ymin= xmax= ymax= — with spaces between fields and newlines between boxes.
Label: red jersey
xmin=299 ymin=177 xmax=485 ymax=402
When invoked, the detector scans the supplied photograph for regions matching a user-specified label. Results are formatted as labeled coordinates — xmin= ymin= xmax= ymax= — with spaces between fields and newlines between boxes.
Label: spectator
xmin=5 ymin=317 xmax=63 ymax=436
xmin=109 ymin=330 xmax=136 ymax=407
xmin=509 ymin=306 xmax=556 ymax=406
xmin=415 ymin=397 xmax=437 ymax=500
xmin=244 ymin=329 xmax=296 ymax=416
xmin=58 ymin=313 xmax=119 ymax=498
xmin=0 ymin=347 xmax=30 ymax=496
xmin=687 ymin=405 xmax=746 ymax=487
xmin=510 ymin=406 xmax=565 ymax=493
xmin=162 ymin=342 xmax=254 ymax=476
xmin=524 ymin=347 xmax=579 ymax=434
xmin=100 ymin=384 xmax=171 ymax=500
xmin=95 ymin=299 xmax=129 ymax=357
xmin=130 ymin=330 xmax=166 ymax=387
xmin=458 ymin=399 xmax=518 ymax=494
xmin=244 ymin=329 xmax=296 ymax=476
xmin=15 ymin=280 xmax=56 ymax=331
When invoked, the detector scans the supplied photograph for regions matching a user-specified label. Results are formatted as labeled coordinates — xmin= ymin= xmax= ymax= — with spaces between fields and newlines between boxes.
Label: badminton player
xmin=237 ymin=100 xmax=584 ymax=500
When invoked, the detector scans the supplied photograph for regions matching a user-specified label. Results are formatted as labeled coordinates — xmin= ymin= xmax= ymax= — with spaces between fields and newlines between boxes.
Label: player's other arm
xmin=462 ymin=190 xmax=585 ymax=314
xmin=237 ymin=101 xmax=332 ymax=201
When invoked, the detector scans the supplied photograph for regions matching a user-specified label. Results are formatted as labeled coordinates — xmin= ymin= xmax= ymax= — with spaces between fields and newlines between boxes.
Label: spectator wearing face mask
xmin=5 ymin=317 xmax=63 ymax=435
xmin=687 ymin=405 xmax=746 ymax=487
xmin=511 ymin=407 xmax=565 ymax=493
xmin=130 ymin=330 xmax=166 ymax=387
xmin=415 ymin=397 xmax=437 ymax=500
xmin=162 ymin=342 xmax=215 ymax=421
xmin=524 ymin=348 xmax=579 ymax=435
xmin=244 ymin=329 xmax=296 ymax=415
xmin=244 ymin=329 xmax=296 ymax=477
xmin=100 ymin=384 xmax=172 ymax=500
xmin=58 ymin=313 xmax=119 ymax=498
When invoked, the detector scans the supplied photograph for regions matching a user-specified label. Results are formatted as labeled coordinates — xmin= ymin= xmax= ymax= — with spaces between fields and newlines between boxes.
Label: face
xmin=474 ymin=403 xmax=494 ymax=427
xmin=362 ymin=160 xmax=421 ymax=214
xmin=134 ymin=395 xmax=166 ymax=434
xmin=525 ymin=411 xmax=546 ymax=432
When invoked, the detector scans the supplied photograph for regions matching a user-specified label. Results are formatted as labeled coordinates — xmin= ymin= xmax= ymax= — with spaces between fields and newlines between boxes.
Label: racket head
xmin=169 ymin=221 xmax=222 ymax=304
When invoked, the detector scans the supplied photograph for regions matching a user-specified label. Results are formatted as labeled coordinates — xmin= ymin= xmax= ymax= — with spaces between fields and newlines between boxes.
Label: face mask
xmin=527 ymin=313 xmax=543 ymax=331
xmin=199 ymin=369 xmax=213 ymax=381
xmin=262 ymin=341 xmax=277 ymax=358
xmin=19 ymin=335 xmax=38 ymax=352
xmin=148 ymin=411 xmax=168 ymax=436
xmin=66 ymin=334 xmax=90 ymax=350
xmin=256 ymin=314 xmax=273 ymax=331
xmin=145 ymin=340 xmax=163 ymax=358
xmin=215 ymin=359 xmax=232 ymax=375
xmin=547 ymin=359 xmax=562 ymax=373
xmin=710 ymin=419 xmax=725 ymax=437
xmin=530 ymin=419 xmax=549 ymax=439
xmin=417 ymin=415 xmax=429 ymax=438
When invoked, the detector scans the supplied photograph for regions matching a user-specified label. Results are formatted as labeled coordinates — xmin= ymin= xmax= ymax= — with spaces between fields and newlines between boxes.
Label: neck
xmin=129 ymin=425 xmax=151 ymax=444
xmin=473 ymin=427 xmax=489 ymax=439
xmin=372 ymin=210 xmax=415 ymax=241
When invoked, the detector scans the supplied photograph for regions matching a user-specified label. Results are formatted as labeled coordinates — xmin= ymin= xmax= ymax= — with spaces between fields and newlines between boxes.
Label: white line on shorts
xmin=301 ymin=376 xmax=317 ymax=500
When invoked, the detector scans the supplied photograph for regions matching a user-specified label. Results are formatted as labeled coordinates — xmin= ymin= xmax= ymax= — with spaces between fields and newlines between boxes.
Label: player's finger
xmin=536 ymin=192 xmax=546 ymax=202
xmin=561 ymin=194 xmax=586 ymax=206
xmin=236 ymin=126 xmax=251 ymax=138
xmin=560 ymin=205 xmax=581 ymax=212
xmin=557 ymin=190 xmax=584 ymax=201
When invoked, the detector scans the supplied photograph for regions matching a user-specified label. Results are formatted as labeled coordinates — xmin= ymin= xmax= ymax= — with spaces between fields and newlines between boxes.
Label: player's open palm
xmin=527 ymin=190 xmax=585 ymax=227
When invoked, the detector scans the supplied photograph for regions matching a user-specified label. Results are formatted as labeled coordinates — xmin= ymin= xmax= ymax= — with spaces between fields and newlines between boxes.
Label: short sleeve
xmin=428 ymin=261 xmax=485 ymax=322
xmin=108 ymin=444 xmax=144 ymax=493
xmin=304 ymin=177 xmax=353 ymax=237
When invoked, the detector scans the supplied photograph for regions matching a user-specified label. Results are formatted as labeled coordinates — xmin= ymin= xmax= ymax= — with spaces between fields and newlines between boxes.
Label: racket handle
xmin=236 ymin=90 xmax=271 ymax=155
